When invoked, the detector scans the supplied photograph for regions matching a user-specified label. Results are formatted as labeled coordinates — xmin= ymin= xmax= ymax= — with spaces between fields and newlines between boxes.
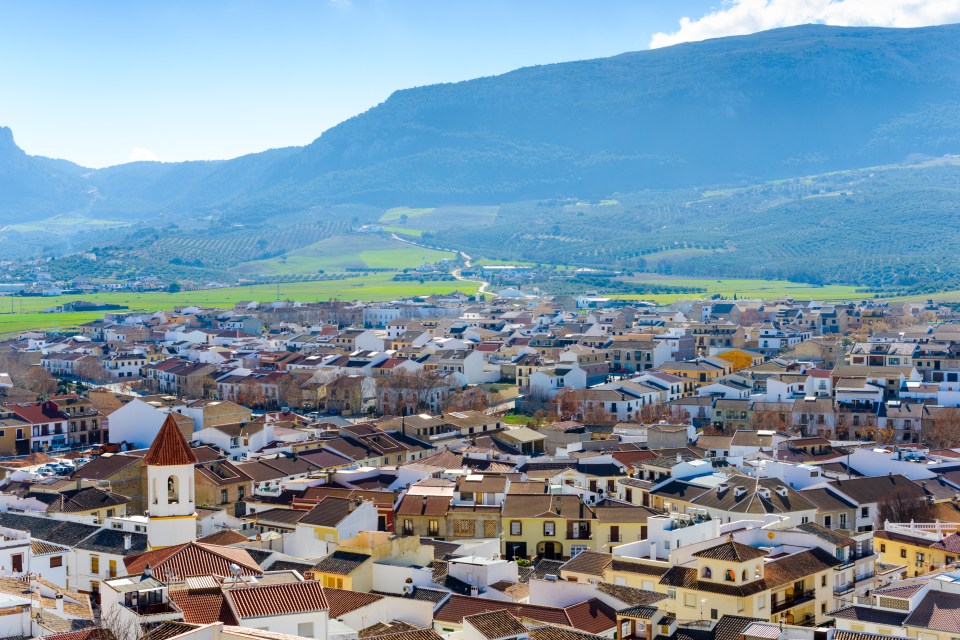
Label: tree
xmin=860 ymin=425 xmax=899 ymax=445
xmin=76 ymin=357 xmax=108 ymax=384
xmin=236 ymin=378 xmax=265 ymax=408
xmin=550 ymin=388 xmax=582 ymax=421
xmin=749 ymin=410 xmax=790 ymax=433
xmin=876 ymin=488 xmax=932 ymax=527
xmin=444 ymin=386 xmax=490 ymax=412
xmin=277 ymin=373 xmax=306 ymax=410
xmin=21 ymin=366 xmax=56 ymax=398
xmin=639 ymin=402 xmax=691 ymax=425
xmin=925 ymin=408 xmax=960 ymax=449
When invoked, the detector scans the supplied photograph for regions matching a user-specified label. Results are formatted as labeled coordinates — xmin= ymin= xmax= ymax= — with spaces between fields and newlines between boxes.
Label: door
xmin=11 ymin=554 xmax=22 ymax=573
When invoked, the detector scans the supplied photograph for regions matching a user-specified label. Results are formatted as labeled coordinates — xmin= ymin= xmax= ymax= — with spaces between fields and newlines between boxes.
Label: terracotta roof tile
xmin=143 ymin=414 xmax=199 ymax=466
xmin=169 ymin=590 xmax=237 ymax=625
xmin=322 ymin=587 xmax=383 ymax=617
xmin=227 ymin=580 xmax=329 ymax=618
xmin=124 ymin=542 xmax=261 ymax=581
xmin=464 ymin=610 xmax=528 ymax=640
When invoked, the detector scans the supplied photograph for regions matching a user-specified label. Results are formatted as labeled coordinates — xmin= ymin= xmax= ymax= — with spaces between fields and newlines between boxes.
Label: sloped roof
xmin=124 ymin=541 xmax=261 ymax=581
xmin=692 ymin=540 xmax=767 ymax=562
xmin=143 ymin=413 xmax=199 ymax=466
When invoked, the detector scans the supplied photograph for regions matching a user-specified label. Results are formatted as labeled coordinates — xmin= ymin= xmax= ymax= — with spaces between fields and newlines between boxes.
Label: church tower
xmin=145 ymin=413 xmax=198 ymax=549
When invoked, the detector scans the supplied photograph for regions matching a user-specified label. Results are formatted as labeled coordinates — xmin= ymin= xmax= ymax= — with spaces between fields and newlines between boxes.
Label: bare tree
xmin=376 ymin=370 xmax=450 ymax=415
xmin=749 ymin=410 xmax=790 ymax=432
xmin=925 ymin=408 xmax=960 ymax=449
xmin=639 ymin=402 xmax=690 ymax=425
xmin=236 ymin=378 xmax=265 ymax=408
xmin=76 ymin=357 xmax=109 ymax=384
xmin=444 ymin=386 xmax=490 ymax=412
xmin=21 ymin=366 xmax=56 ymax=398
xmin=876 ymin=489 xmax=932 ymax=527
xmin=549 ymin=388 xmax=582 ymax=421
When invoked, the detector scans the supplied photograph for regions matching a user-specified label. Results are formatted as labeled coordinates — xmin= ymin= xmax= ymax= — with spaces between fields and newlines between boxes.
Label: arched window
xmin=168 ymin=475 xmax=180 ymax=504
xmin=725 ymin=569 xmax=735 ymax=582
xmin=742 ymin=569 xmax=748 ymax=581
xmin=702 ymin=566 xmax=712 ymax=579
xmin=152 ymin=478 xmax=158 ymax=505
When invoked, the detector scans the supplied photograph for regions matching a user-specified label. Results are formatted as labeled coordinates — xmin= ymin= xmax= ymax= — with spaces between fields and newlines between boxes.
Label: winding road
xmin=390 ymin=233 xmax=490 ymax=295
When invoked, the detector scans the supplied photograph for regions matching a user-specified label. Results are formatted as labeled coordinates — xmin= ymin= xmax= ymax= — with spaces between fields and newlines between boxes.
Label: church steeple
xmin=144 ymin=413 xmax=198 ymax=467
xmin=145 ymin=413 xmax=198 ymax=549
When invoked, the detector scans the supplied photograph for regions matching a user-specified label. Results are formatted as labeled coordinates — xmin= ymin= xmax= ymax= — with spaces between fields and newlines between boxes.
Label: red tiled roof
xmin=169 ymin=589 xmax=237 ymax=625
xmin=435 ymin=595 xmax=616 ymax=633
xmin=227 ymin=580 xmax=329 ymax=618
xmin=323 ymin=587 xmax=384 ymax=617
xmin=124 ymin=542 xmax=260 ymax=581
xmin=396 ymin=494 xmax=452 ymax=517
xmin=143 ymin=413 xmax=199 ymax=466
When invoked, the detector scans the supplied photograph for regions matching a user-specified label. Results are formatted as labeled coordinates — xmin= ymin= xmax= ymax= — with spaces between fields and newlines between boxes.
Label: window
xmin=510 ymin=521 xmax=522 ymax=536
xmin=11 ymin=554 xmax=23 ymax=573
xmin=824 ymin=515 xmax=832 ymax=528
xmin=109 ymin=560 xmax=117 ymax=578
xmin=758 ymin=595 xmax=766 ymax=609
xmin=91 ymin=555 xmax=100 ymax=574
xmin=238 ymin=485 xmax=245 ymax=501
xmin=880 ymin=543 xmax=886 ymax=553
xmin=702 ymin=567 xmax=712 ymax=579
xmin=861 ymin=507 xmax=869 ymax=518
xmin=684 ymin=593 xmax=696 ymax=607
xmin=742 ymin=570 xmax=748 ymax=581
xmin=544 ymin=521 xmax=555 ymax=536
xmin=428 ymin=520 xmax=439 ymax=535
xmin=901 ymin=549 xmax=907 ymax=558
xmin=821 ymin=575 xmax=827 ymax=587
xmin=298 ymin=623 xmax=314 ymax=638
xmin=50 ymin=556 xmax=63 ymax=568
xmin=724 ymin=569 xmax=735 ymax=582
xmin=667 ymin=588 xmax=676 ymax=600
xmin=711 ymin=609 xmax=718 ymax=620
xmin=839 ymin=514 xmax=847 ymax=528
xmin=221 ymin=489 xmax=229 ymax=504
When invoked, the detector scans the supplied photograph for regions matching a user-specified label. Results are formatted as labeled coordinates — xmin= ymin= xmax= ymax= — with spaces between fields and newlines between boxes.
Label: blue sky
xmin=2 ymin=1 xmax=958 ymax=167
xmin=0 ymin=1 xmax=713 ymax=167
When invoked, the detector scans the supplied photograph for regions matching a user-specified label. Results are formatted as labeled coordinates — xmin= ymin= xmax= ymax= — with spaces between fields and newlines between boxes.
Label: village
xmin=0 ymin=292 xmax=956 ymax=640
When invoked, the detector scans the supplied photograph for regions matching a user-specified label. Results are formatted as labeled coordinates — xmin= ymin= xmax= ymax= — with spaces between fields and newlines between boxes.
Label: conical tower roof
xmin=144 ymin=413 xmax=198 ymax=466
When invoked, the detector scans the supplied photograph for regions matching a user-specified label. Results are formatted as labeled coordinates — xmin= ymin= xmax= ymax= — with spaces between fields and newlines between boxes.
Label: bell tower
xmin=145 ymin=413 xmax=198 ymax=549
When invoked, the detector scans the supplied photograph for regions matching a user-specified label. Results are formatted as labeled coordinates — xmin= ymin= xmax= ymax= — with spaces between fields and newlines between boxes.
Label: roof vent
xmin=776 ymin=486 xmax=789 ymax=497
xmin=734 ymin=486 xmax=746 ymax=498
xmin=758 ymin=487 xmax=771 ymax=499
xmin=717 ymin=483 xmax=730 ymax=495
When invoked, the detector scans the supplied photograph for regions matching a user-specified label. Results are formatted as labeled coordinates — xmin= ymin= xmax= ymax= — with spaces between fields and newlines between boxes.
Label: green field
xmin=379 ymin=205 xmax=498 ymax=233
xmin=233 ymin=235 xmax=456 ymax=275
xmin=616 ymin=275 xmax=869 ymax=303
xmin=0 ymin=274 xmax=479 ymax=335
xmin=379 ymin=207 xmax=436 ymax=223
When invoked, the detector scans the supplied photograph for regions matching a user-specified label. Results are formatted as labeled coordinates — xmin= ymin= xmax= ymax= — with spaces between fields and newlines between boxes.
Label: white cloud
xmin=650 ymin=0 xmax=960 ymax=49
xmin=128 ymin=147 xmax=160 ymax=162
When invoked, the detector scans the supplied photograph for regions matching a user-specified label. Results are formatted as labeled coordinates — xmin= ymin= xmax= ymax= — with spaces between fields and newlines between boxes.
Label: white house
xmin=529 ymin=365 xmax=588 ymax=398
xmin=108 ymin=398 xmax=191 ymax=447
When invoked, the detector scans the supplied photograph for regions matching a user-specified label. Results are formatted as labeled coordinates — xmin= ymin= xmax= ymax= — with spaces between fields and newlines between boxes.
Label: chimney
xmin=55 ymin=594 xmax=63 ymax=615
xmin=124 ymin=534 xmax=132 ymax=552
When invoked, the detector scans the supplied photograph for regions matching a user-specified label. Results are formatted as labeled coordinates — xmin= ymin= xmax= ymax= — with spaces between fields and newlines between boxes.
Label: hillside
xmin=2 ymin=23 xmax=960 ymax=221
xmin=3 ymin=24 xmax=960 ymax=295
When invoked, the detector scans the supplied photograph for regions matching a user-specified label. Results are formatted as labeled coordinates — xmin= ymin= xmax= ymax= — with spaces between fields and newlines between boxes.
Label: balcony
xmin=854 ymin=570 xmax=875 ymax=583
xmin=566 ymin=530 xmax=592 ymax=541
xmin=771 ymin=589 xmax=816 ymax=614
xmin=833 ymin=584 xmax=854 ymax=596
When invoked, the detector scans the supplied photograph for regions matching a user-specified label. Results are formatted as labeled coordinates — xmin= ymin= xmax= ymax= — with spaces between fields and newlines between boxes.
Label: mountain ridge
xmin=2 ymin=23 xmax=960 ymax=221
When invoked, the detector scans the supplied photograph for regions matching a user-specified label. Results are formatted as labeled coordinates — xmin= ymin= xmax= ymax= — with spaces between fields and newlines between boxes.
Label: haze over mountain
xmin=2 ymin=23 xmax=960 ymax=223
